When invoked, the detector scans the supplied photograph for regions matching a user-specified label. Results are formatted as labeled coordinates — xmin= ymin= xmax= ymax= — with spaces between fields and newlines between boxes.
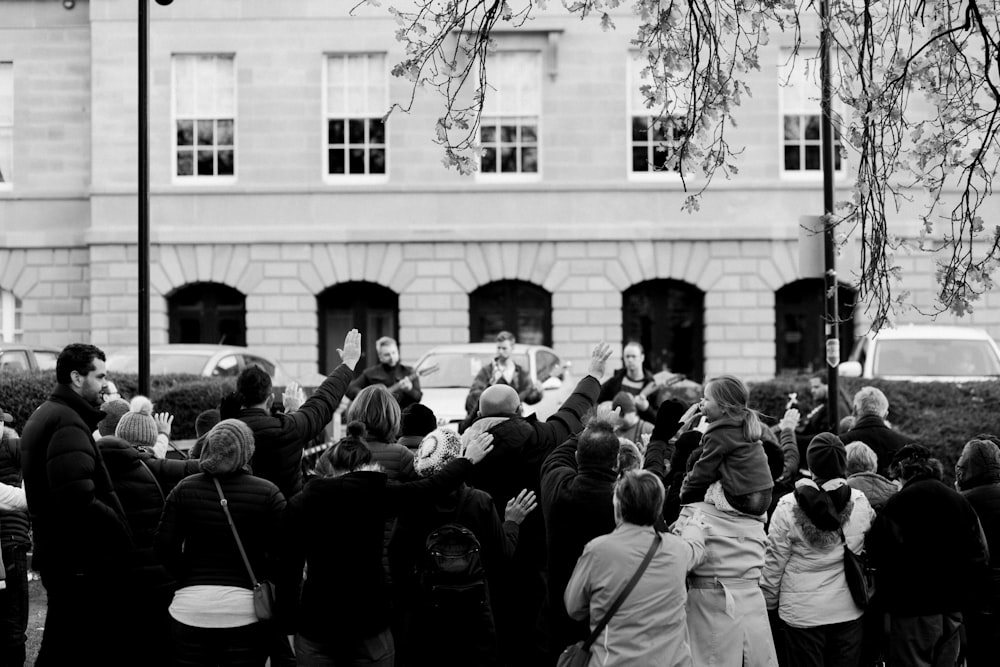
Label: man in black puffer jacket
xmin=20 ymin=343 xmax=134 ymax=667
xmin=461 ymin=341 xmax=612 ymax=666
xmin=236 ymin=329 xmax=362 ymax=499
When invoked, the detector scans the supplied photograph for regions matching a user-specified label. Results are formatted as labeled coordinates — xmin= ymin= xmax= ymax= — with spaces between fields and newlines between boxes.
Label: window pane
xmin=177 ymin=150 xmax=193 ymax=176
xmin=632 ymin=117 xmax=648 ymax=142
xmin=329 ymin=119 xmax=345 ymax=144
xmin=197 ymin=150 xmax=214 ymax=175
xmin=632 ymin=146 xmax=649 ymax=171
xmin=834 ymin=150 xmax=842 ymax=171
xmin=652 ymin=146 xmax=669 ymax=169
xmin=329 ymin=148 xmax=345 ymax=174
xmin=521 ymin=147 xmax=538 ymax=173
xmin=500 ymin=146 xmax=517 ymax=172
xmin=805 ymin=145 xmax=821 ymax=169
xmin=217 ymin=119 xmax=234 ymax=146
xmin=482 ymin=147 xmax=496 ymax=172
xmin=349 ymin=147 xmax=365 ymax=173
xmin=481 ymin=125 xmax=496 ymax=143
xmin=804 ymin=115 xmax=820 ymax=140
xmin=197 ymin=120 xmax=214 ymax=146
xmin=177 ymin=120 xmax=194 ymax=146
xmin=783 ymin=116 xmax=800 ymax=140
xmin=651 ymin=120 xmax=668 ymax=142
xmin=521 ymin=125 xmax=537 ymax=143
xmin=500 ymin=125 xmax=517 ymax=143
xmin=214 ymin=56 xmax=235 ymax=114
xmin=174 ymin=56 xmax=195 ymax=116
xmin=784 ymin=146 xmax=800 ymax=171
xmin=370 ymin=148 xmax=385 ymax=174
xmin=218 ymin=150 xmax=234 ymax=176
xmin=369 ymin=118 xmax=385 ymax=144
xmin=348 ymin=119 xmax=365 ymax=144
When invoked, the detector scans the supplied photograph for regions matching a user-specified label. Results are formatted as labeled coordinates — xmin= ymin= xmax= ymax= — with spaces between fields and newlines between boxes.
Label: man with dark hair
xmin=20 ymin=343 xmax=133 ymax=666
xmin=236 ymin=329 xmax=362 ymax=499
xmin=346 ymin=336 xmax=422 ymax=409
xmin=866 ymin=444 xmax=991 ymax=667
xmin=463 ymin=331 xmax=542 ymax=425
xmin=597 ymin=342 xmax=662 ymax=423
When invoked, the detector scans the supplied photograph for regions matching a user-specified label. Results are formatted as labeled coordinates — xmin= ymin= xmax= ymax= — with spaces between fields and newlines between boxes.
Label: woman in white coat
xmin=564 ymin=470 xmax=706 ymax=666
xmin=761 ymin=432 xmax=875 ymax=666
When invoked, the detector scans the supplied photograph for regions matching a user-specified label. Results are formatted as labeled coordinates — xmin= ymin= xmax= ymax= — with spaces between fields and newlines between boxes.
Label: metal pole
xmin=820 ymin=0 xmax=840 ymax=428
xmin=138 ymin=0 xmax=151 ymax=396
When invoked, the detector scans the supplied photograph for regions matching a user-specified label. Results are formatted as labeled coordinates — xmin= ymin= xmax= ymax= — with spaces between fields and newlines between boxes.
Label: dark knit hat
xmin=956 ymin=439 xmax=1000 ymax=491
xmin=195 ymin=409 xmax=221 ymax=438
xmin=98 ymin=398 xmax=131 ymax=437
xmin=807 ymin=432 xmax=847 ymax=481
xmin=612 ymin=391 xmax=636 ymax=416
xmin=200 ymin=419 xmax=255 ymax=476
xmin=401 ymin=403 xmax=437 ymax=438
xmin=115 ymin=396 xmax=158 ymax=448
xmin=415 ymin=428 xmax=463 ymax=478
xmin=891 ymin=443 xmax=930 ymax=467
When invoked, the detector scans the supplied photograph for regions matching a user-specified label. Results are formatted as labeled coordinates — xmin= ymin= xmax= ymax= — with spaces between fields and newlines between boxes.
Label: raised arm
xmin=290 ymin=329 xmax=363 ymax=440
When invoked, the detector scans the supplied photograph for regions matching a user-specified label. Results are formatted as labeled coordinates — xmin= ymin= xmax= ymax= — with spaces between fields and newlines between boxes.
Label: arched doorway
xmin=775 ymin=278 xmax=856 ymax=374
xmin=469 ymin=280 xmax=552 ymax=346
xmin=622 ymin=280 xmax=705 ymax=382
xmin=168 ymin=282 xmax=246 ymax=346
xmin=317 ymin=282 xmax=399 ymax=374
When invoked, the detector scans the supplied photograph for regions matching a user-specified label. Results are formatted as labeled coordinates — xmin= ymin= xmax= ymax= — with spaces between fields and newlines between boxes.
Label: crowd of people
xmin=0 ymin=330 xmax=997 ymax=667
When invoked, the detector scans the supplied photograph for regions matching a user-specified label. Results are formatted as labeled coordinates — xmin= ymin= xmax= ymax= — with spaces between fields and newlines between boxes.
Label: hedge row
xmin=4 ymin=370 xmax=997 ymax=484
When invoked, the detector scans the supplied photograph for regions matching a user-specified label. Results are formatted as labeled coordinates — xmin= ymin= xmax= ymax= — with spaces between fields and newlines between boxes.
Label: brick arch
xmin=458 ymin=242 xmax=559 ymax=292
xmin=152 ymin=244 xmax=261 ymax=297
xmin=0 ymin=249 xmax=38 ymax=299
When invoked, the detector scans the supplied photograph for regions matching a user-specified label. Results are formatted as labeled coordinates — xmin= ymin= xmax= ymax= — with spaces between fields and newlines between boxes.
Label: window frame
xmin=322 ymin=52 xmax=389 ymax=185
xmin=170 ymin=53 xmax=238 ymax=186
xmin=0 ymin=288 xmax=22 ymax=343
xmin=626 ymin=53 xmax=689 ymax=182
xmin=0 ymin=61 xmax=13 ymax=191
xmin=777 ymin=49 xmax=845 ymax=181
xmin=476 ymin=50 xmax=543 ymax=183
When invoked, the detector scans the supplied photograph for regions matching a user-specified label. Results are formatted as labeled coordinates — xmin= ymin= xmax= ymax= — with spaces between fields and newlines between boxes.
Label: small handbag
xmin=556 ymin=532 xmax=662 ymax=667
xmin=840 ymin=528 xmax=875 ymax=609
xmin=213 ymin=478 xmax=275 ymax=621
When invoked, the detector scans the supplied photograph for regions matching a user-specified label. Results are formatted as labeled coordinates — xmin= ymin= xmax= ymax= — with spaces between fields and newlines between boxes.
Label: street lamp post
xmin=820 ymin=0 xmax=840 ymax=428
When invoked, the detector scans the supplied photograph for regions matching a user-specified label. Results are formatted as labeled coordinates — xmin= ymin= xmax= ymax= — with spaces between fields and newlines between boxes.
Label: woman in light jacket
xmin=564 ymin=470 xmax=706 ymax=666
xmin=761 ymin=433 xmax=875 ymax=666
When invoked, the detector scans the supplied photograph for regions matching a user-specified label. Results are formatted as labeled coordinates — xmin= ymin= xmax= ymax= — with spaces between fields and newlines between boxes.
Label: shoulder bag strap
xmin=138 ymin=458 xmax=165 ymax=502
xmin=583 ymin=531 xmax=662 ymax=650
xmin=212 ymin=477 xmax=259 ymax=588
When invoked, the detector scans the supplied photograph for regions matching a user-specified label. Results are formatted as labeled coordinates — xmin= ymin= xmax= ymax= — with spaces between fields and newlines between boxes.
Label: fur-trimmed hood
xmin=792 ymin=478 xmax=854 ymax=548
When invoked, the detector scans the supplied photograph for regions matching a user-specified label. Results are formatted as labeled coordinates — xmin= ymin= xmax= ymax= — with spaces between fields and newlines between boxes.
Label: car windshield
xmin=418 ymin=352 xmax=531 ymax=388
xmin=106 ymin=352 xmax=209 ymax=376
xmin=873 ymin=339 xmax=1000 ymax=377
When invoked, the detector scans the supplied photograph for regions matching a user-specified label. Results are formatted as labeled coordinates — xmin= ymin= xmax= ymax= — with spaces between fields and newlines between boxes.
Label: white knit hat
xmin=415 ymin=428 xmax=463 ymax=478
xmin=115 ymin=396 xmax=158 ymax=449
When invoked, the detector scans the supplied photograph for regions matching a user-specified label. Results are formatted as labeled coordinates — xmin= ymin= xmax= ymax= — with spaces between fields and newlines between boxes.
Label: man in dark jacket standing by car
xmin=840 ymin=386 xmax=909 ymax=475
xmin=462 ymin=340 xmax=612 ymax=666
xmin=20 ymin=343 xmax=133 ymax=667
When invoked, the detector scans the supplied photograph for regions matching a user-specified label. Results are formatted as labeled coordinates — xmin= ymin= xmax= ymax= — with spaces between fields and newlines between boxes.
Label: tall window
xmin=622 ymin=280 xmax=705 ymax=383
xmin=779 ymin=50 xmax=842 ymax=174
xmin=469 ymin=280 xmax=551 ymax=346
xmin=0 ymin=62 xmax=12 ymax=187
xmin=324 ymin=53 xmax=387 ymax=179
xmin=168 ymin=283 xmax=246 ymax=346
xmin=628 ymin=55 xmax=685 ymax=175
xmin=0 ymin=289 xmax=22 ymax=343
xmin=480 ymin=51 xmax=541 ymax=176
xmin=775 ymin=279 xmax=856 ymax=374
xmin=172 ymin=54 xmax=236 ymax=181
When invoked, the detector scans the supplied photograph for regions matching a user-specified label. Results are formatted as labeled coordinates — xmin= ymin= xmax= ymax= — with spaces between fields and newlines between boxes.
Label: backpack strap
xmin=583 ymin=531 xmax=662 ymax=650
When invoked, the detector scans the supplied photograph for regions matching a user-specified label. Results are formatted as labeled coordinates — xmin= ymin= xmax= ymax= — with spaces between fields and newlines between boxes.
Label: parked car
xmin=413 ymin=342 xmax=573 ymax=428
xmin=105 ymin=344 xmax=327 ymax=387
xmin=839 ymin=324 xmax=1000 ymax=381
xmin=0 ymin=343 xmax=60 ymax=373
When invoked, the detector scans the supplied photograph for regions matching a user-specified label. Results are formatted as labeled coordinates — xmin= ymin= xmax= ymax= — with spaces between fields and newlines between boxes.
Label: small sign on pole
xmin=826 ymin=338 xmax=840 ymax=368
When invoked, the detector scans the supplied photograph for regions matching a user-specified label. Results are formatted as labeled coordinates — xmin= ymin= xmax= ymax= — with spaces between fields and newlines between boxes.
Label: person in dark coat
xmin=463 ymin=331 xmax=543 ymax=427
xmin=155 ymin=419 xmax=286 ymax=667
xmin=347 ymin=336 xmax=423 ymax=409
xmin=235 ymin=328 xmax=361 ymax=499
xmin=397 ymin=403 xmax=437 ymax=452
xmin=461 ymin=341 xmax=613 ymax=665
xmin=0 ymin=414 xmax=29 ymax=667
xmin=596 ymin=342 xmax=661 ymax=423
xmin=279 ymin=422 xmax=496 ymax=667
xmin=791 ymin=374 xmax=853 ymax=462
xmin=839 ymin=387 xmax=910 ymax=476
xmin=954 ymin=438 xmax=1000 ymax=667
xmin=389 ymin=427 xmax=535 ymax=667
xmin=19 ymin=343 xmax=134 ymax=667
xmin=865 ymin=444 xmax=990 ymax=667
xmin=98 ymin=433 xmax=201 ymax=665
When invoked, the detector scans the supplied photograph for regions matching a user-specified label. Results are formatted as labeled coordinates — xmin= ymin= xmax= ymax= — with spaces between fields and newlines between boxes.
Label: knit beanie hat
xmin=115 ymin=396 xmax=158 ymax=448
xmin=98 ymin=398 xmax=131 ymax=437
xmin=199 ymin=419 xmax=255 ymax=476
xmin=415 ymin=428 xmax=463 ymax=478
xmin=195 ymin=409 xmax=221 ymax=438
xmin=956 ymin=439 xmax=1000 ymax=491
xmin=807 ymin=432 xmax=847 ymax=482
xmin=401 ymin=403 xmax=437 ymax=438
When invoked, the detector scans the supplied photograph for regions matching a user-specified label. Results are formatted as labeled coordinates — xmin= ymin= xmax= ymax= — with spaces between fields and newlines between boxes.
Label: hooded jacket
xmin=761 ymin=479 xmax=875 ymax=627
xmin=20 ymin=383 xmax=133 ymax=575
xmin=956 ymin=439 xmax=1000 ymax=611
xmin=846 ymin=471 xmax=898 ymax=511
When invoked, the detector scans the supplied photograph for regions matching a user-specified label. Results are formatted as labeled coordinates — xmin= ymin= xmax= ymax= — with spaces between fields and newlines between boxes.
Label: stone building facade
xmin=1 ymin=0 xmax=996 ymax=383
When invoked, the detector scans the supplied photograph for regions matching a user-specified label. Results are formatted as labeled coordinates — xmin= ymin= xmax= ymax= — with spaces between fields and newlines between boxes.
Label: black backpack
xmin=421 ymin=523 xmax=489 ymax=611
